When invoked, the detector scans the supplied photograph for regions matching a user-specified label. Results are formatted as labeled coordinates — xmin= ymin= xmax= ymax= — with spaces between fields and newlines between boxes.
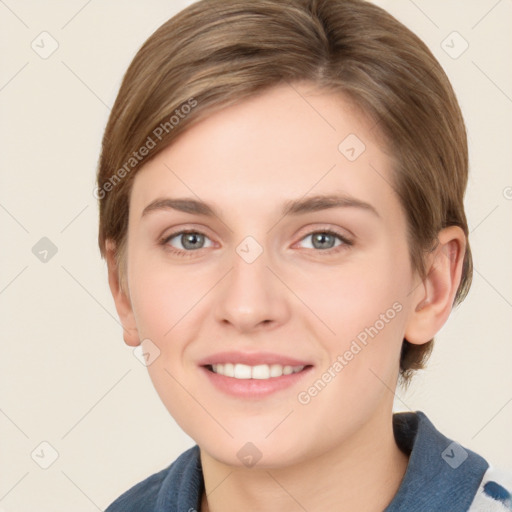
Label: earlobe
xmin=404 ymin=226 xmax=466 ymax=345
xmin=105 ymin=240 xmax=140 ymax=347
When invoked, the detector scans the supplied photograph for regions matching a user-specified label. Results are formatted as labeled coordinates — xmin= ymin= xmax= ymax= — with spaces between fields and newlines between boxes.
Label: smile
xmin=200 ymin=352 xmax=313 ymax=397
xmin=208 ymin=363 xmax=305 ymax=380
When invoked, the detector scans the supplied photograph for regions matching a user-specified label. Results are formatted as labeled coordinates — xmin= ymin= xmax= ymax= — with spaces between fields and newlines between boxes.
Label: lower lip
xmin=201 ymin=366 xmax=313 ymax=398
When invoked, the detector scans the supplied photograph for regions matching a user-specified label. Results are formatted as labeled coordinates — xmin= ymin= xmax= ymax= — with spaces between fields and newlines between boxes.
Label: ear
xmin=105 ymin=240 xmax=140 ymax=347
xmin=404 ymin=226 xmax=467 ymax=345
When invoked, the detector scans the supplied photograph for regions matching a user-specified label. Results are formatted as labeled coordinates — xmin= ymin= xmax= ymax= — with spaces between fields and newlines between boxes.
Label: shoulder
xmin=468 ymin=466 xmax=512 ymax=511
xmin=388 ymin=411 xmax=493 ymax=511
xmin=104 ymin=467 xmax=168 ymax=512
xmin=105 ymin=445 xmax=202 ymax=512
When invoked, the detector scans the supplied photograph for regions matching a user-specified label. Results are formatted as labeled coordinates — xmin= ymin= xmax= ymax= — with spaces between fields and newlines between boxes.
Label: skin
xmin=107 ymin=82 xmax=466 ymax=512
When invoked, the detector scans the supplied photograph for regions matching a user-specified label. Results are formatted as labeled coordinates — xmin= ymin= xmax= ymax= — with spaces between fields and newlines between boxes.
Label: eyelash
xmin=160 ymin=228 xmax=353 ymax=258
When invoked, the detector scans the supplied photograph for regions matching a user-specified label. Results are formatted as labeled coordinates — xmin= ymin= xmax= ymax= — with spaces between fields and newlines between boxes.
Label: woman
xmin=96 ymin=0 xmax=512 ymax=510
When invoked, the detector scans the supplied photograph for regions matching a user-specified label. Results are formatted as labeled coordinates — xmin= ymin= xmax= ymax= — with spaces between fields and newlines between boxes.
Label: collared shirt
xmin=105 ymin=411 xmax=512 ymax=511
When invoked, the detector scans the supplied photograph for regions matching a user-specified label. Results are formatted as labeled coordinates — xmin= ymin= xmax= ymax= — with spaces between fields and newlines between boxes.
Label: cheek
xmin=292 ymin=266 xmax=408 ymax=433
xmin=129 ymin=278 xmax=173 ymax=340
xmin=293 ymin=248 xmax=411 ymax=395
xmin=127 ymin=252 xmax=207 ymax=339
xmin=128 ymin=260 xmax=204 ymax=431
xmin=299 ymin=254 xmax=409 ymax=338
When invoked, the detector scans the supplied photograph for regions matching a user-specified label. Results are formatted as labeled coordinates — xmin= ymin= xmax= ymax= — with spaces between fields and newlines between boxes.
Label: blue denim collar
xmin=106 ymin=411 xmax=489 ymax=511
xmin=384 ymin=411 xmax=488 ymax=511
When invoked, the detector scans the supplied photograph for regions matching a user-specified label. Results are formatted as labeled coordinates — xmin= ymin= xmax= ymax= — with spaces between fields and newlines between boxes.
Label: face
xmin=122 ymin=83 xmax=421 ymax=468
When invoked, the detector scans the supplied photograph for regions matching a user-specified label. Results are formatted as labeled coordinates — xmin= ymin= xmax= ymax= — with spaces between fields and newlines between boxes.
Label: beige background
xmin=1 ymin=0 xmax=511 ymax=510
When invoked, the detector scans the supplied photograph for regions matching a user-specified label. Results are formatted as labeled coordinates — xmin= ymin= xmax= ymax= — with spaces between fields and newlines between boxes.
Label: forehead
xmin=129 ymin=83 xmax=402 ymax=226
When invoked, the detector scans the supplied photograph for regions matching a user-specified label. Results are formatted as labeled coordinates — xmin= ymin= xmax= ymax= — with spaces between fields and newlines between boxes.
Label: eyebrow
xmin=141 ymin=194 xmax=380 ymax=219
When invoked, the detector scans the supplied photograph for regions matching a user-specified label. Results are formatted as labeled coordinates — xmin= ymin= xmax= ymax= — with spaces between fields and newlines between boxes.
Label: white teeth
xmin=252 ymin=364 xmax=270 ymax=380
xmin=234 ymin=363 xmax=252 ymax=379
xmin=211 ymin=363 xmax=305 ymax=379
xmin=269 ymin=364 xmax=283 ymax=377
xmin=223 ymin=363 xmax=235 ymax=377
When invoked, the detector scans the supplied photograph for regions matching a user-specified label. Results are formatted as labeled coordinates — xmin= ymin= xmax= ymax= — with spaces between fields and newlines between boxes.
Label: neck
xmin=199 ymin=411 xmax=409 ymax=512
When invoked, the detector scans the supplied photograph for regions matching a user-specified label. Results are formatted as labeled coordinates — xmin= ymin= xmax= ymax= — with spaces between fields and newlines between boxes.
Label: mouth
xmin=199 ymin=353 xmax=313 ymax=398
xmin=206 ymin=363 xmax=308 ymax=379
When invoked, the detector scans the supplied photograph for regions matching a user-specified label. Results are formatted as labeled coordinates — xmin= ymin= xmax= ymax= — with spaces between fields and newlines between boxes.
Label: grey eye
xmin=300 ymin=232 xmax=343 ymax=250
xmin=167 ymin=232 xmax=213 ymax=250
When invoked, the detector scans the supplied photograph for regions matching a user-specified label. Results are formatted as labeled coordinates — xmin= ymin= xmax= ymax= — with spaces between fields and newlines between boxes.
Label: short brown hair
xmin=96 ymin=0 xmax=472 ymax=384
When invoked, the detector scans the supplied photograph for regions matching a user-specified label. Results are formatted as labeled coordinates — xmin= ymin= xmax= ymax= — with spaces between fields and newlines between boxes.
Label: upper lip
xmin=198 ymin=351 xmax=312 ymax=367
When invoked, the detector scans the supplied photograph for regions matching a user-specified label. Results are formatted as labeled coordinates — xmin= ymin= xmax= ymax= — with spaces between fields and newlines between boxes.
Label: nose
xmin=214 ymin=244 xmax=291 ymax=333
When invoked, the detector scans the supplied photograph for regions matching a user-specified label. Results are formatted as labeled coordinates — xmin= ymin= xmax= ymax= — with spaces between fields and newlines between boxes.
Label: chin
xmin=197 ymin=429 xmax=309 ymax=470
